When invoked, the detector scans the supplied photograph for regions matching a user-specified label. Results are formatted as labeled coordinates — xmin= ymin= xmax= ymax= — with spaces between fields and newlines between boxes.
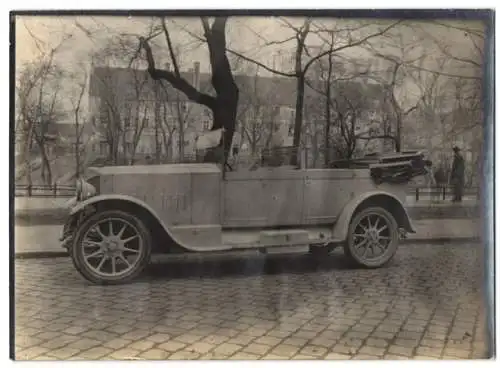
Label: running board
xmin=221 ymin=227 xmax=343 ymax=250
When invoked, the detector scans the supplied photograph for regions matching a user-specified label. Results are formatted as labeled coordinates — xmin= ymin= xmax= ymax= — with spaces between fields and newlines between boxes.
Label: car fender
xmin=70 ymin=194 xmax=159 ymax=216
xmin=331 ymin=190 xmax=416 ymax=242
xmin=68 ymin=194 xmax=188 ymax=249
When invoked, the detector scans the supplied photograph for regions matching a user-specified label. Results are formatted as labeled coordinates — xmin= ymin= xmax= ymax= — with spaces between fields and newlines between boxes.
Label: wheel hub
xmin=365 ymin=229 xmax=376 ymax=242
xmin=107 ymin=238 xmax=120 ymax=251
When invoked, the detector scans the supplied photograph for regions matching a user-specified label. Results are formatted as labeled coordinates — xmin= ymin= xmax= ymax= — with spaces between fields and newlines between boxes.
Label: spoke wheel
xmin=71 ymin=210 xmax=152 ymax=285
xmin=344 ymin=207 xmax=399 ymax=268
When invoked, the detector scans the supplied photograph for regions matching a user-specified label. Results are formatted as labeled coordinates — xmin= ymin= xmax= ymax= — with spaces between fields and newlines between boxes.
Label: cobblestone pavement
xmin=14 ymin=242 xmax=489 ymax=361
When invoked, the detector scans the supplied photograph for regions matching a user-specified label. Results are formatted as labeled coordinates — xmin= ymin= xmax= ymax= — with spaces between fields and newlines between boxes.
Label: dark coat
xmin=451 ymin=153 xmax=465 ymax=182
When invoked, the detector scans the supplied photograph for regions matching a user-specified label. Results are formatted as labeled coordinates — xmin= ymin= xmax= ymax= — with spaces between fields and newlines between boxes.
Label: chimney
xmin=193 ymin=61 xmax=200 ymax=89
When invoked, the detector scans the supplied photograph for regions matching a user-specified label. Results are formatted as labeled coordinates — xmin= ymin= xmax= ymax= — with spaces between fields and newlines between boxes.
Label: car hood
xmin=87 ymin=163 xmax=221 ymax=176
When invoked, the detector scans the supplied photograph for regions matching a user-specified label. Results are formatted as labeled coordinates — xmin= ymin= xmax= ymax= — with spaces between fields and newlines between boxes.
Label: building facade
xmin=87 ymin=59 xmax=390 ymax=166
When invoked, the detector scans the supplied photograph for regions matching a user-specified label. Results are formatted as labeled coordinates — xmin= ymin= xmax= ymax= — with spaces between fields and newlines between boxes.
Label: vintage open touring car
xmin=60 ymin=150 xmax=429 ymax=284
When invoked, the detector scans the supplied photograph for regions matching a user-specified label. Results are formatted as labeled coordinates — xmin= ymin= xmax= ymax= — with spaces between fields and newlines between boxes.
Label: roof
xmin=89 ymin=66 xmax=384 ymax=109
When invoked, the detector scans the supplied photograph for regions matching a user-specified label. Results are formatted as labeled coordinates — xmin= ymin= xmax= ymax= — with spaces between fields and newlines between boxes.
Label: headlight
xmin=76 ymin=178 xmax=97 ymax=201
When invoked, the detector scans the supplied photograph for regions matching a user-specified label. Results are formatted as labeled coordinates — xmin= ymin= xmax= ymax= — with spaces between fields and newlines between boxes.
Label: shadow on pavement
xmin=142 ymin=251 xmax=387 ymax=282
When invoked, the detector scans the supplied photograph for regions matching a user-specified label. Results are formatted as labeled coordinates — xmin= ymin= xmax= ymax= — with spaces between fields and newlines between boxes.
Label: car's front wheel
xmin=70 ymin=210 xmax=152 ymax=285
xmin=344 ymin=207 xmax=399 ymax=268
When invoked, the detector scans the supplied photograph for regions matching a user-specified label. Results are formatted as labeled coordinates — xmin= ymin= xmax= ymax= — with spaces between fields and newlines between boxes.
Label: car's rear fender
xmin=65 ymin=194 xmax=188 ymax=253
xmin=331 ymin=191 xmax=415 ymax=242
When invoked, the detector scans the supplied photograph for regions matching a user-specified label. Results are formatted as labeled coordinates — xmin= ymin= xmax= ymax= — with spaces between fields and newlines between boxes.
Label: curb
xmin=15 ymin=251 xmax=69 ymax=259
xmin=401 ymin=236 xmax=480 ymax=244
xmin=15 ymin=237 xmax=480 ymax=260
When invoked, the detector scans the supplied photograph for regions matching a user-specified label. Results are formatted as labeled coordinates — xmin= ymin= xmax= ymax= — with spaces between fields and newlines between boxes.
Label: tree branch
xmin=430 ymin=21 xmax=485 ymax=39
xmin=302 ymin=20 xmax=404 ymax=74
xmin=278 ymin=17 xmax=304 ymax=34
xmin=200 ymin=17 xmax=211 ymax=38
xmin=139 ymin=37 xmax=216 ymax=109
xmin=226 ymin=48 xmax=297 ymax=77
xmin=161 ymin=18 xmax=181 ymax=77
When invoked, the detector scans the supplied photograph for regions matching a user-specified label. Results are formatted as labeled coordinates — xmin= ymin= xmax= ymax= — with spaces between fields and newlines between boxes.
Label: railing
xmin=410 ymin=185 xmax=480 ymax=201
xmin=15 ymin=181 xmax=480 ymax=201
xmin=15 ymin=184 xmax=75 ymax=198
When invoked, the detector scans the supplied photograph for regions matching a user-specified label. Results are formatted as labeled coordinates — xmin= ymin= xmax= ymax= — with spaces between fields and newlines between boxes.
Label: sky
xmin=15 ymin=15 xmax=484 ymax=72
xmin=14 ymin=15 xmax=485 ymax=121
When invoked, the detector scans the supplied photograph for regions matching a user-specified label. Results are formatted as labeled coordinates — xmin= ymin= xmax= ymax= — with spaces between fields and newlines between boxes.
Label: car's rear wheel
xmin=70 ymin=210 xmax=152 ymax=285
xmin=344 ymin=207 xmax=399 ymax=268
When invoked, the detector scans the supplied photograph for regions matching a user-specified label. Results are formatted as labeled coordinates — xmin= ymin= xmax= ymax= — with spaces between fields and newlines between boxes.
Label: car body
xmin=61 ymin=152 xmax=426 ymax=284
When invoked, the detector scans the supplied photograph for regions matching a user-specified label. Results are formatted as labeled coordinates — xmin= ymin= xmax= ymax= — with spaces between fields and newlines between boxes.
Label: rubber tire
xmin=344 ymin=207 xmax=399 ymax=268
xmin=71 ymin=210 xmax=152 ymax=285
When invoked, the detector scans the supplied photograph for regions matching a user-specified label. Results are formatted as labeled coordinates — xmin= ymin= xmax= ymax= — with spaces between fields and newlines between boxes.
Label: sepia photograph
xmin=11 ymin=9 xmax=494 ymax=362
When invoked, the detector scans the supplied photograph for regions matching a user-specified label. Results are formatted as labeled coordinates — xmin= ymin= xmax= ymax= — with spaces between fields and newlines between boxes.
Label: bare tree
xmin=363 ymin=28 xmax=430 ymax=152
xmin=229 ymin=18 xmax=402 ymax=164
xmin=68 ymin=67 xmax=88 ymax=177
xmin=140 ymin=17 xmax=239 ymax=165
xmin=17 ymin=59 xmax=66 ymax=185
xmin=16 ymin=62 xmax=46 ymax=186
xmin=304 ymin=37 xmax=370 ymax=165
xmin=91 ymin=64 xmax=124 ymax=164
xmin=158 ymin=97 xmax=177 ymax=161
xmin=16 ymin=24 xmax=71 ymax=186
xmin=125 ymin=67 xmax=150 ymax=164
xmin=418 ymin=21 xmax=484 ymax=80
xmin=236 ymin=72 xmax=283 ymax=155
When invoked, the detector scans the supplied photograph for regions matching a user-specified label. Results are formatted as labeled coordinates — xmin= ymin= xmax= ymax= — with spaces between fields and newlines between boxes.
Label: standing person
xmin=450 ymin=146 xmax=465 ymax=202
xmin=434 ymin=165 xmax=447 ymax=201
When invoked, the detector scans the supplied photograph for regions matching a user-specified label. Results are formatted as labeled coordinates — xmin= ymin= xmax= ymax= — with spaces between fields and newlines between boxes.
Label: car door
xmin=222 ymin=168 xmax=305 ymax=228
xmin=222 ymin=170 xmax=268 ymax=228
xmin=302 ymin=169 xmax=358 ymax=225
xmin=260 ymin=168 xmax=304 ymax=227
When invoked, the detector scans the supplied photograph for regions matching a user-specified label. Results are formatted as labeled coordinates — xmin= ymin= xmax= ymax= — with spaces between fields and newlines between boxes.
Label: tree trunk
xmin=154 ymin=83 xmax=162 ymax=162
xmin=291 ymin=73 xmax=305 ymax=166
xmin=324 ymin=52 xmax=333 ymax=167
xmin=239 ymin=122 xmax=246 ymax=153
xmin=142 ymin=17 xmax=238 ymax=164
xmin=212 ymin=97 xmax=238 ymax=156
xmin=39 ymin=145 xmax=52 ymax=185
xmin=206 ymin=18 xmax=239 ymax=159
xmin=251 ymin=124 xmax=257 ymax=154
xmin=23 ymin=121 xmax=34 ymax=188
xmin=73 ymin=106 xmax=81 ymax=176
xmin=176 ymin=98 xmax=185 ymax=161
xmin=75 ymin=136 xmax=80 ymax=177
xmin=395 ymin=115 xmax=402 ymax=152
